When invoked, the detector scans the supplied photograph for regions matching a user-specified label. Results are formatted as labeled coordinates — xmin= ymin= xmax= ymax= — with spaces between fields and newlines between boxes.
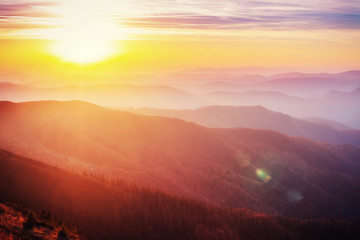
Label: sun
xmin=51 ymin=30 xmax=116 ymax=64
xmin=49 ymin=0 xmax=118 ymax=64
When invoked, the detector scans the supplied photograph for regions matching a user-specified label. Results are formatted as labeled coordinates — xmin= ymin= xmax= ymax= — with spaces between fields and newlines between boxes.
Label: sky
xmin=0 ymin=0 xmax=359 ymax=76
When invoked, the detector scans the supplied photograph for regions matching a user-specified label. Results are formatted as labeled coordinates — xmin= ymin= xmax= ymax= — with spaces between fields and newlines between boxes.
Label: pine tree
xmin=57 ymin=226 xmax=69 ymax=240
xmin=24 ymin=211 xmax=37 ymax=230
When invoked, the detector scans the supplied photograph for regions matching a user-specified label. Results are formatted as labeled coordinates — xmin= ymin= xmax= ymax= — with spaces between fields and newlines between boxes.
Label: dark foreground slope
xmin=1 ymin=149 xmax=360 ymax=240
xmin=0 ymin=202 xmax=80 ymax=240
xmin=1 ymin=101 xmax=360 ymax=219
xmin=130 ymin=105 xmax=360 ymax=147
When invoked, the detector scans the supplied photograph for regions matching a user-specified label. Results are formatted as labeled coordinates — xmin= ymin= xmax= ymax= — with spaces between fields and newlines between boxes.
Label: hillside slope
xmin=1 ymin=101 xmax=360 ymax=218
xmin=130 ymin=105 xmax=360 ymax=146
xmin=1 ymin=149 xmax=360 ymax=240
xmin=0 ymin=202 xmax=79 ymax=240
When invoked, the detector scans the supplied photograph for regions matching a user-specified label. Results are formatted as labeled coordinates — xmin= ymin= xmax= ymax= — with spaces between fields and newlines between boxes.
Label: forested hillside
xmin=0 ymin=101 xmax=360 ymax=219
xmin=1 ymin=149 xmax=359 ymax=240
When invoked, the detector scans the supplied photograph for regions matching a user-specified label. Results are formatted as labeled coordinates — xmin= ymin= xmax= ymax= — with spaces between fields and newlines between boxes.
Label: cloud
xmin=123 ymin=15 xmax=262 ymax=28
xmin=0 ymin=0 xmax=359 ymax=38
xmin=121 ymin=10 xmax=360 ymax=30
xmin=0 ymin=1 xmax=57 ymax=17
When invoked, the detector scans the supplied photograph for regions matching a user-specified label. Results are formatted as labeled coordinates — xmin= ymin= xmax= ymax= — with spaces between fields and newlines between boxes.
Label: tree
xmin=57 ymin=226 xmax=69 ymax=240
xmin=24 ymin=211 xmax=37 ymax=230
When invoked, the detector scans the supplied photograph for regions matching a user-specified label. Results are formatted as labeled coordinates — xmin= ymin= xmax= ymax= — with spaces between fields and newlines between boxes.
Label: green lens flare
xmin=256 ymin=169 xmax=271 ymax=183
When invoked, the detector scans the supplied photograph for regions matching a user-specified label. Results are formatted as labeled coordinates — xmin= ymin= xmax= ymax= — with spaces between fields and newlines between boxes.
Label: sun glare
xmin=50 ymin=0 xmax=118 ymax=64
xmin=51 ymin=32 xmax=116 ymax=64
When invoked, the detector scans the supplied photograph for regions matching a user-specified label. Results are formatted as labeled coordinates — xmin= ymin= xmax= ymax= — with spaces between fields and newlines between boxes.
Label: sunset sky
xmin=0 ymin=0 xmax=359 ymax=76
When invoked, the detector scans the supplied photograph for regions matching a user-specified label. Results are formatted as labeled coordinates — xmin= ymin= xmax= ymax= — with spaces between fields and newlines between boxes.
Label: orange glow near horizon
xmin=0 ymin=38 xmax=359 ymax=78
xmin=0 ymin=0 xmax=359 ymax=75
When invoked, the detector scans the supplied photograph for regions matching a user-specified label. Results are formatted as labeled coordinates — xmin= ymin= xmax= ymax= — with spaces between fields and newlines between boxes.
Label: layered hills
xmin=1 ymin=74 xmax=360 ymax=128
xmin=129 ymin=105 xmax=360 ymax=147
xmin=1 ymin=101 xmax=360 ymax=219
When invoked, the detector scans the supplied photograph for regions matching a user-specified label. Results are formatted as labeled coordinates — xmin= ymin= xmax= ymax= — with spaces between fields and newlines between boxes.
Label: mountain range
xmin=164 ymin=70 xmax=360 ymax=97
xmin=1 ymin=70 xmax=360 ymax=128
xmin=129 ymin=105 xmax=360 ymax=147
xmin=1 ymin=101 xmax=360 ymax=219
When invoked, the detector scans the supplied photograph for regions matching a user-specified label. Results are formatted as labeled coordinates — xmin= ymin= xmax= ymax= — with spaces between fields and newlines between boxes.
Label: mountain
xmin=346 ymin=118 xmax=360 ymax=130
xmin=163 ymin=67 xmax=271 ymax=85
xmin=163 ymin=70 xmax=360 ymax=96
xmin=322 ymin=87 xmax=360 ymax=99
xmin=1 ymin=101 xmax=360 ymax=219
xmin=302 ymin=117 xmax=354 ymax=131
xmin=250 ymin=70 xmax=360 ymax=97
xmin=200 ymin=88 xmax=360 ymax=129
xmin=129 ymin=105 xmax=360 ymax=147
xmin=160 ymin=69 xmax=267 ymax=93
xmin=0 ymin=82 xmax=33 ymax=100
xmin=201 ymin=91 xmax=312 ymax=116
xmin=305 ymin=87 xmax=360 ymax=128
xmin=269 ymin=70 xmax=360 ymax=80
xmin=0 ymin=82 xmax=204 ymax=108
xmin=171 ymin=67 xmax=279 ymax=76
xmin=1 ymin=76 xmax=360 ymax=127
xmin=253 ymin=76 xmax=360 ymax=97
xmin=185 ymin=81 xmax=247 ymax=94
xmin=2 ymin=149 xmax=360 ymax=240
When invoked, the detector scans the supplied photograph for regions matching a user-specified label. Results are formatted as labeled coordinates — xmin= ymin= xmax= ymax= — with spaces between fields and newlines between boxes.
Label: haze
xmin=1 ymin=1 xmax=360 ymax=239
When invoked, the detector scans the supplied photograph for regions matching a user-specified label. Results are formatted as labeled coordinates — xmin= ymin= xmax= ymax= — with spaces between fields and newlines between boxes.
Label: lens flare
xmin=256 ymin=168 xmax=271 ymax=183
xmin=286 ymin=190 xmax=303 ymax=203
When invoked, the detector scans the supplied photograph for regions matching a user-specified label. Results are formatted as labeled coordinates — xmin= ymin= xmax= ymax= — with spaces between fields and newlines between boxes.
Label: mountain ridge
xmin=130 ymin=105 xmax=360 ymax=147
xmin=1 ymin=100 xmax=360 ymax=219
